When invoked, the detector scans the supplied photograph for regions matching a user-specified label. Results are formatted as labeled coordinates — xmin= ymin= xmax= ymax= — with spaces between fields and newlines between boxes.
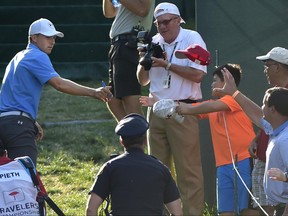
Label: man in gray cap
xmin=86 ymin=113 xmax=182 ymax=216
xmin=0 ymin=18 xmax=112 ymax=166
xmin=213 ymin=47 xmax=288 ymax=216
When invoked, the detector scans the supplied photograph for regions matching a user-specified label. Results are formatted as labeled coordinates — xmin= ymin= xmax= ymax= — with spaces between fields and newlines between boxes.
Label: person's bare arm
xmin=165 ymin=199 xmax=183 ymax=216
xmin=86 ymin=193 xmax=104 ymax=216
xmin=213 ymin=67 xmax=263 ymax=128
xmin=48 ymin=76 xmax=112 ymax=102
xmin=103 ymin=0 xmax=117 ymax=18
xmin=151 ymin=57 xmax=205 ymax=83
xmin=176 ymin=100 xmax=229 ymax=115
xmin=120 ymin=0 xmax=152 ymax=17
xmin=137 ymin=65 xmax=150 ymax=86
xmin=231 ymin=92 xmax=263 ymax=128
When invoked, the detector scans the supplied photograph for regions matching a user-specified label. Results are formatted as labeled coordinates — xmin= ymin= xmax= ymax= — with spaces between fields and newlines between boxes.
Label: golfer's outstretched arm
xmin=48 ymin=76 xmax=112 ymax=102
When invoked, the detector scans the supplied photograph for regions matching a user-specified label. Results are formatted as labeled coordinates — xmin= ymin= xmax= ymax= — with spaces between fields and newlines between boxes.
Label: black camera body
xmin=137 ymin=31 xmax=164 ymax=70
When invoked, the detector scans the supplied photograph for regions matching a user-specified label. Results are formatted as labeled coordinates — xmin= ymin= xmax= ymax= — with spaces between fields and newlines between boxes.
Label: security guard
xmin=86 ymin=113 xmax=182 ymax=216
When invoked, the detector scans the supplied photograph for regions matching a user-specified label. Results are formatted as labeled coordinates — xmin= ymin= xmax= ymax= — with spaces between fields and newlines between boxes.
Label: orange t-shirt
xmin=197 ymin=95 xmax=255 ymax=167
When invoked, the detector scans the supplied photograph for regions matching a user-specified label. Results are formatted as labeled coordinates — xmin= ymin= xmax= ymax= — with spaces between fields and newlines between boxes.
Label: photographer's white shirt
xmin=149 ymin=27 xmax=207 ymax=100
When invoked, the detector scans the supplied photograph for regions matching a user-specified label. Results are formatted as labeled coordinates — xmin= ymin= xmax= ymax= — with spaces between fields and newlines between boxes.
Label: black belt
xmin=177 ymin=99 xmax=198 ymax=104
xmin=111 ymin=34 xmax=137 ymax=44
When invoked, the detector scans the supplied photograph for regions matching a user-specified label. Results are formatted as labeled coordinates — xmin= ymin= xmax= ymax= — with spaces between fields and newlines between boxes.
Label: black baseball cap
xmin=115 ymin=113 xmax=149 ymax=137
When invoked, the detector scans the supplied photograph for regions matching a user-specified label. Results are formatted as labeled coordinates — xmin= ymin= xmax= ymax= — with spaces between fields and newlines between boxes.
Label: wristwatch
xmin=165 ymin=62 xmax=172 ymax=71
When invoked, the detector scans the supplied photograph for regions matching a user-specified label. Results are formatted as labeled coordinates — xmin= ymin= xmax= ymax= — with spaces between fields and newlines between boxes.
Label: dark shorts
xmin=0 ymin=115 xmax=38 ymax=165
xmin=108 ymin=39 xmax=141 ymax=99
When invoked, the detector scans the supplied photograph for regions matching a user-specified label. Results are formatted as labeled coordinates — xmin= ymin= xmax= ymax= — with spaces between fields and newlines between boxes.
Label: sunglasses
xmin=154 ymin=17 xmax=179 ymax=27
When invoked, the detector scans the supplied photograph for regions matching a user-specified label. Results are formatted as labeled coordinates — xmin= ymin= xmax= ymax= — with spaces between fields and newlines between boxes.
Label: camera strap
xmin=162 ymin=42 xmax=178 ymax=89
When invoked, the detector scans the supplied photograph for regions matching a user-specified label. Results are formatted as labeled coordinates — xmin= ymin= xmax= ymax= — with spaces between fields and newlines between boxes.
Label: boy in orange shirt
xmin=176 ymin=64 xmax=255 ymax=215
xmin=140 ymin=64 xmax=255 ymax=215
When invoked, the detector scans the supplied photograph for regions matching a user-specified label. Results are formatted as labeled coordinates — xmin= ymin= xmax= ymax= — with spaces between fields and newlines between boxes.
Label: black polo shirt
xmin=90 ymin=148 xmax=180 ymax=215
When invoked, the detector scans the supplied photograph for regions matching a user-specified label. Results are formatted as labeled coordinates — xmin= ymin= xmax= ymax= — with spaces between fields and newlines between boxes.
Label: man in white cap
xmin=213 ymin=47 xmax=288 ymax=216
xmin=137 ymin=2 xmax=207 ymax=215
xmin=0 ymin=18 xmax=112 ymax=166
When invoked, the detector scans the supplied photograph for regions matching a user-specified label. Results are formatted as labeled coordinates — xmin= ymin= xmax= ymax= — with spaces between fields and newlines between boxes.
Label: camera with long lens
xmin=137 ymin=31 xmax=164 ymax=70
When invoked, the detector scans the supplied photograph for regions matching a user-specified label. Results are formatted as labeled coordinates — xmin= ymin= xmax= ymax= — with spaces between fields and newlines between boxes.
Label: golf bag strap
xmin=18 ymin=157 xmax=40 ymax=186
xmin=17 ymin=157 xmax=65 ymax=216
xmin=43 ymin=195 xmax=65 ymax=216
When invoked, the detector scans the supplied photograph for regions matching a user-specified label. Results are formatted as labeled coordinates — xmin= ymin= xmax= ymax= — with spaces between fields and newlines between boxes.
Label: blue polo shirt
xmin=264 ymin=120 xmax=288 ymax=205
xmin=0 ymin=43 xmax=59 ymax=119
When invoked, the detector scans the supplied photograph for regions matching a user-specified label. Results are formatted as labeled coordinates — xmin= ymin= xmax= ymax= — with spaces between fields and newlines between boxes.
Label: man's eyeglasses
xmin=154 ymin=16 xmax=179 ymax=27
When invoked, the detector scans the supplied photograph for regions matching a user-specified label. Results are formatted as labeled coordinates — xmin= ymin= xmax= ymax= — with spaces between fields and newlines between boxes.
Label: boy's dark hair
xmin=265 ymin=87 xmax=288 ymax=116
xmin=213 ymin=64 xmax=242 ymax=87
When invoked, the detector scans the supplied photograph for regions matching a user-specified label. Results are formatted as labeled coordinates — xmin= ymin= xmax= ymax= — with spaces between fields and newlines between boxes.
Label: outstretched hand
xmin=175 ymin=102 xmax=191 ymax=115
xmin=95 ymin=86 xmax=113 ymax=102
xmin=139 ymin=93 xmax=159 ymax=107
xmin=212 ymin=67 xmax=238 ymax=96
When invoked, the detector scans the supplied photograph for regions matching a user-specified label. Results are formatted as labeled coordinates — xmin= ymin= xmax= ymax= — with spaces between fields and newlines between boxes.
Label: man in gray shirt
xmin=102 ymin=0 xmax=155 ymax=122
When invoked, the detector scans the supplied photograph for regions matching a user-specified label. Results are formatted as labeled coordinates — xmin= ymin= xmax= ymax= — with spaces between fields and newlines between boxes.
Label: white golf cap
xmin=154 ymin=2 xmax=185 ymax=23
xmin=256 ymin=47 xmax=288 ymax=65
xmin=28 ymin=18 xmax=64 ymax=38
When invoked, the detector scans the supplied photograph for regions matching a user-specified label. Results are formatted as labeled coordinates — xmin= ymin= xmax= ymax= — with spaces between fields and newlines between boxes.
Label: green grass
xmin=37 ymin=81 xmax=123 ymax=215
xmin=37 ymin=81 xmax=216 ymax=215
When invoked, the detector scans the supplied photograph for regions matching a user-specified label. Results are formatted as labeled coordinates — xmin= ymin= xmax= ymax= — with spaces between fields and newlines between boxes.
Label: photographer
xmin=102 ymin=0 xmax=155 ymax=122
xmin=136 ymin=2 xmax=207 ymax=215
